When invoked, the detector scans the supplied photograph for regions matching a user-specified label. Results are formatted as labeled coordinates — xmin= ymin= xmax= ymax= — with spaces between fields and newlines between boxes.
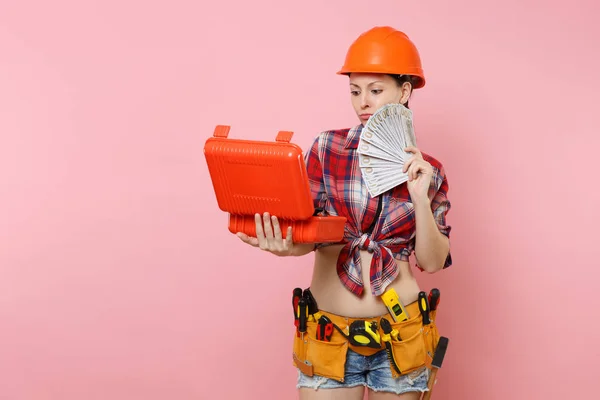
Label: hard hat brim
xmin=336 ymin=67 xmax=426 ymax=89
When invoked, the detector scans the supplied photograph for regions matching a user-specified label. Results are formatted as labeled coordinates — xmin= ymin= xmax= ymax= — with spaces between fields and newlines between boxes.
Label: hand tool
xmin=423 ymin=336 xmax=449 ymax=400
xmin=348 ymin=320 xmax=381 ymax=349
xmin=380 ymin=318 xmax=401 ymax=375
xmin=314 ymin=316 xmax=349 ymax=340
xmin=316 ymin=315 xmax=334 ymax=342
xmin=428 ymin=288 xmax=440 ymax=311
xmin=381 ymin=288 xmax=409 ymax=322
xmin=381 ymin=317 xmax=401 ymax=341
xmin=418 ymin=291 xmax=431 ymax=325
xmin=303 ymin=288 xmax=319 ymax=321
xmin=298 ymin=297 xmax=307 ymax=337
xmin=293 ymin=288 xmax=302 ymax=336
xmin=331 ymin=321 xmax=350 ymax=338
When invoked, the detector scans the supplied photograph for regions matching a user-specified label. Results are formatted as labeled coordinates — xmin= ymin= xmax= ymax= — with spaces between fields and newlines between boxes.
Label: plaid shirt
xmin=304 ymin=124 xmax=452 ymax=297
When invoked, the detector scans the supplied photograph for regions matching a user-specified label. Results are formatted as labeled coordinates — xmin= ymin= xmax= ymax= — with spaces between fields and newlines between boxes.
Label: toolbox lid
xmin=203 ymin=125 xmax=315 ymax=220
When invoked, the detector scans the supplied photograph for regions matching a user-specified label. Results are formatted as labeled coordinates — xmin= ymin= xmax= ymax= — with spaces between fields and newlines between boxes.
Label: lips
xmin=360 ymin=114 xmax=372 ymax=120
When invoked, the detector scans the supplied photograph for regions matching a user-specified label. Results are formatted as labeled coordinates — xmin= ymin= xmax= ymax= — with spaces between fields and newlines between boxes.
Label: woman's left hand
xmin=403 ymin=146 xmax=433 ymax=202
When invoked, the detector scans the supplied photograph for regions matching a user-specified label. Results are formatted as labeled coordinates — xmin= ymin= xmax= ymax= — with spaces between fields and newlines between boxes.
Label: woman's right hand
xmin=236 ymin=212 xmax=295 ymax=257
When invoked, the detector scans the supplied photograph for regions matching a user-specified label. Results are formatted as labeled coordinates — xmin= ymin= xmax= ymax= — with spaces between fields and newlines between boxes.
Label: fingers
xmin=406 ymin=159 xmax=433 ymax=181
xmin=407 ymin=163 xmax=420 ymax=181
xmin=284 ymin=225 xmax=294 ymax=248
xmin=236 ymin=232 xmax=259 ymax=247
xmin=402 ymin=156 xmax=415 ymax=173
xmin=272 ymin=216 xmax=283 ymax=241
xmin=402 ymin=146 xmax=430 ymax=181
xmin=404 ymin=146 xmax=422 ymax=156
xmin=255 ymin=213 xmax=267 ymax=249
xmin=252 ymin=213 xmax=292 ymax=255
xmin=263 ymin=212 xmax=274 ymax=240
xmin=403 ymin=146 xmax=423 ymax=175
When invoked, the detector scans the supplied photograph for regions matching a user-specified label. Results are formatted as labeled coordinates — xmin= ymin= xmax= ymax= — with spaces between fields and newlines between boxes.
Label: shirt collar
xmin=344 ymin=124 xmax=364 ymax=149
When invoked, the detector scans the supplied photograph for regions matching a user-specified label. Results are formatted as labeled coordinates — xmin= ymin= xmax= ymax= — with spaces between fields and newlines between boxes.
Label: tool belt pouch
xmin=387 ymin=311 xmax=441 ymax=378
xmin=292 ymin=321 xmax=349 ymax=382
xmin=424 ymin=310 xmax=442 ymax=368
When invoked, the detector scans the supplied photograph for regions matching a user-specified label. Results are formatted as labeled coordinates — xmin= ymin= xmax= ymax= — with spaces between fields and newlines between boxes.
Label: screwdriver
xmin=298 ymin=297 xmax=308 ymax=335
xmin=303 ymin=289 xmax=319 ymax=321
xmin=428 ymin=288 xmax=440 ymax=311
xmin=418 ymin=291 xmax=431 ymax=325
xmin=293 ymin=288 xmax=302 ymax=336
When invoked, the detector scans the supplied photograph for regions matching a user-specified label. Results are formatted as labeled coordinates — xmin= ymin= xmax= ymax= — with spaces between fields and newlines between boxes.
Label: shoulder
xmin=421 ymin=152 xmax=447 ymax=176
xmin=307 ymin=127 xmax=354 ymax=152
xmin=421 ymin=151 xmax=443 ymax=169
xmin=311 ymin=127 xmax=352 ymax=143
xmin=421 ymin=151 xmax=450 ymax=191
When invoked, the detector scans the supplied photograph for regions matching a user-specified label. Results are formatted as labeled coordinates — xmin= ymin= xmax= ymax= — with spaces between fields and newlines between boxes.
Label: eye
xmin=351 ymin=90 xmax=360 ymax=96
xmin=371 ymin=89 xmax=383 ymax=95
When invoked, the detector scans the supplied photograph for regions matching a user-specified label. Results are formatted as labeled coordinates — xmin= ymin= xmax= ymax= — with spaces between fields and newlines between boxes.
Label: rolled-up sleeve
xmin=304 ymin=134 xmax=328 ymax=215
xmin=429 ymin=164 xmax=452 ymax=268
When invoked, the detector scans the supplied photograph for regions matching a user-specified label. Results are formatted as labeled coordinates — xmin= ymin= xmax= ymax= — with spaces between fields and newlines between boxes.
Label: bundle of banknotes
xmin=357 ymin=103 xmax=418 ymax=197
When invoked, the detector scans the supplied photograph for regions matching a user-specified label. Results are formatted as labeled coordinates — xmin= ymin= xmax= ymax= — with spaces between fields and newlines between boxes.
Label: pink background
xmin=1 ymin=1 xmax=598 ymax=399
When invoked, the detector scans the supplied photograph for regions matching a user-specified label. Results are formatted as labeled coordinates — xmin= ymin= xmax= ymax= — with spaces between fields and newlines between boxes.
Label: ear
xmin=399 ymin=81 xmax=412 ymax=105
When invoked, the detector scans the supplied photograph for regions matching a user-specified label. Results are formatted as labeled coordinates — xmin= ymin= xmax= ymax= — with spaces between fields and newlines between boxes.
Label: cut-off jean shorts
xmin=297 ymin=347 xmax=430 ymax=395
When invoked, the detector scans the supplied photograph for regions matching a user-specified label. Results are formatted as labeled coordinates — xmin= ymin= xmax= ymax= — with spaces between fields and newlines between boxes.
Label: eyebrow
xmin=350 ymin=81 xmax=384 ymax=88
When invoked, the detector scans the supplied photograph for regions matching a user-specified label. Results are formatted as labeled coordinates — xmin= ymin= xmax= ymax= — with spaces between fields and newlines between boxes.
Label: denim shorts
xmin=296 ymin=347 xmax=430 ymax=395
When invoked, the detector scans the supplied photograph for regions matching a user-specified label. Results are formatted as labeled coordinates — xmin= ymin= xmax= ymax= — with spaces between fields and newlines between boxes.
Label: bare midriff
xmin=308 ymin=244 xmax=422 ymax=318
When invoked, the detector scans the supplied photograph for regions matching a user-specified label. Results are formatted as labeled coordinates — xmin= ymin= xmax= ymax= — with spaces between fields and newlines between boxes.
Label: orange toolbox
xmin=204 ymin=125 xmax=346 ymax=243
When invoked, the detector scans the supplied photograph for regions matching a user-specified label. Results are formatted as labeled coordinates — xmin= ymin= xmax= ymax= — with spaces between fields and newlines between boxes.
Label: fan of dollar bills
xmin=357 ymin=103 xmax=417 ymax=197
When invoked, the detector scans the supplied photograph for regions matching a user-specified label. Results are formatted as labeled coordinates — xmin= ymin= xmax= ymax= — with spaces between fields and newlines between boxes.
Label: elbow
xmin=414 ymin=234 xmax=451 ymax=273
xmin=418 ymin=260 xmax=445 ymax=274
xmin=415 ymin=247 xmax=450 ymax=274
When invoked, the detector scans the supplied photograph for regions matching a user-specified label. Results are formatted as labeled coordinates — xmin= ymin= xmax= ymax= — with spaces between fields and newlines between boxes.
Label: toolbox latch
xmin=276 ymin=130 xmax=294 ymax=143
xmin=213 ymin=125 xmax=231 ymax=138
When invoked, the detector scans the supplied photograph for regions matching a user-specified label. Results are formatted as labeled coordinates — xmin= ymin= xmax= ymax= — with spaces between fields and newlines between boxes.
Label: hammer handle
xmin=422 ymin=367 xmax=439 ymax=400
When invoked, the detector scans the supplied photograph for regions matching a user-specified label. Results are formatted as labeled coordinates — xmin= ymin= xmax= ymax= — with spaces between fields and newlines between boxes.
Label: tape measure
xmin=348 ymin=320 xmax=381 ymax=349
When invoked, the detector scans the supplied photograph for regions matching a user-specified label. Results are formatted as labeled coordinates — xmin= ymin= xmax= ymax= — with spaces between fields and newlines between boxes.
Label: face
xmin=349 ymin=73 xmax=412 ymax=125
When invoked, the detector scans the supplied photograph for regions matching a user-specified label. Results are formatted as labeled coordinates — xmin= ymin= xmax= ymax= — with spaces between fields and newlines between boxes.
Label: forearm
xmin=291 ymin=243 xmax=317 ymax=257
xmin=412 ymin=197 xmax=450 ymax=273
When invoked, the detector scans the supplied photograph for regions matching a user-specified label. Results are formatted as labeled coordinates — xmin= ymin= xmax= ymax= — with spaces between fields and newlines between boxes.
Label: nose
xmin=360 ymin=94 xmax=370 ymax=110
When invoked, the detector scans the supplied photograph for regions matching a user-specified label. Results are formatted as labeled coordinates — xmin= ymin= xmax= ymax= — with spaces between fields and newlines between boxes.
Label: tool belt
xmin=291 ymin=288 xmax=442 ymax=383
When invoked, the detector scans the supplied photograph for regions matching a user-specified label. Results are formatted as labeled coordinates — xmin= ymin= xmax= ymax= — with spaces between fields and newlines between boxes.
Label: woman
xmin=237 ymin=26 xmax=452 ymax=399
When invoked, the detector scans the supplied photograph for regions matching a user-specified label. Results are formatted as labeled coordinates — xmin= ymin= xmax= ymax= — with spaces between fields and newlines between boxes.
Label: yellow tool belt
xmin=292 ymin=300 xmax=441 ymax=383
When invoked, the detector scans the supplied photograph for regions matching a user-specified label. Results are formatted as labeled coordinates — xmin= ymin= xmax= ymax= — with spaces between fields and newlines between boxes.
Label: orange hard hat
xmin=337 ymin=26 xmax=426 ymax=89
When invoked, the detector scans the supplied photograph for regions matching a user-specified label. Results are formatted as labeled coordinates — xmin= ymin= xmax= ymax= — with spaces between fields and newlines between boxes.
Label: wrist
xmin=291 ymin=243 xmax=316 ymax=257
xmin=411 ymin=195 xmax=431 ymax=209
